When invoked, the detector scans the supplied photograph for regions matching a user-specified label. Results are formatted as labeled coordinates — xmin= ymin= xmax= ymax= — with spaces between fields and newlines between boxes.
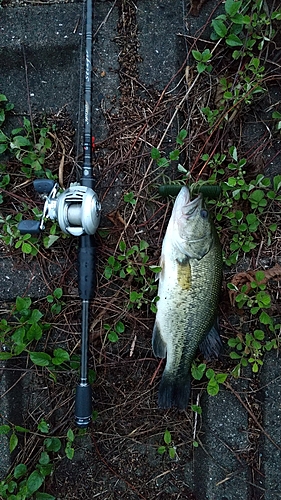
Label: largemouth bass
xmin=152 ymin=186 xmax=222 ymax=409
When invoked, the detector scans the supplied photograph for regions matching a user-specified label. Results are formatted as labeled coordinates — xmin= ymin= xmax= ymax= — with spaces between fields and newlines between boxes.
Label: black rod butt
xmin=75 ymin=384 xmax=92 ymax=428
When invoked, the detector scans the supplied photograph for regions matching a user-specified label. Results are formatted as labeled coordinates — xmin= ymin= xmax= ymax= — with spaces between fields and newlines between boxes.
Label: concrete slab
xmin=92 ymin=1 xmax=119 ymax=141
xmin=0 ymin=4 xmax=83 ymax=123
xmin=262 ymin=350 xmax=281 ymax=500
xmin=193 ymin=383 xmax=250 ymax=499
xmin=138 ymin=0 xmax=187 ymax=90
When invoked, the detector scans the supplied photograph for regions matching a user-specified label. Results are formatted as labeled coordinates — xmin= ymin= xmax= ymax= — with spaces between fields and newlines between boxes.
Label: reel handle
xmin=33 ymin=179 xmax=55 ymax=194
xmin=18 ymin=220 xmax=41 ymax=234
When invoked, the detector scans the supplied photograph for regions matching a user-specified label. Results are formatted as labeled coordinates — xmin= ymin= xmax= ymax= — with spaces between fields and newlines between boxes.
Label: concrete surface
xmin=1 ymin=1 xmax=281 ymax=499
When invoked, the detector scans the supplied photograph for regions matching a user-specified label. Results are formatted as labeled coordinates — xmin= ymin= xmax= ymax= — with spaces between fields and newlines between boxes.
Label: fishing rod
xmin=18 ymin=0 xmax=100 ymax=428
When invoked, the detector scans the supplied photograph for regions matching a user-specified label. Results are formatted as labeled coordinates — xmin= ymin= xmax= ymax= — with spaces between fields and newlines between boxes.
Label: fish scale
xmin=152 ymin=186 xmax=222 ymax=409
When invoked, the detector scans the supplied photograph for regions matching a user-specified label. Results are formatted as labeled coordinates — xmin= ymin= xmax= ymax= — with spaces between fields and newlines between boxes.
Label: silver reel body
xmin=18 ymin=180 xmax=101 ymax=237
xmin=46 ymin=183 xmax=101 ymax=237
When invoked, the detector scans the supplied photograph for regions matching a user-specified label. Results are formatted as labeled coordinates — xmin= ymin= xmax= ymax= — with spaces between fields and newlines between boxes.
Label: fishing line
xmin=75 ymin=2 xmax=87 ymax=169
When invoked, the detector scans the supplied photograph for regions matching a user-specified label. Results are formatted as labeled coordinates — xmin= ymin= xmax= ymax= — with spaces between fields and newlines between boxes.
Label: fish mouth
xmin=181 ymin=187 xmax=202 ymax=216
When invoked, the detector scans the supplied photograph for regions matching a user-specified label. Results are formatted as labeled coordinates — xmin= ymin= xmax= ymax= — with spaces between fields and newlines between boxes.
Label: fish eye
xmin=200 ymin=209 xmax=209 ymax=219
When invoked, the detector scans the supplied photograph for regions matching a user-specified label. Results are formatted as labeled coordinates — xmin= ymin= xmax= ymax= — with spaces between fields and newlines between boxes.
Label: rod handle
xmin=75 ymin=384 xmax=92 ymax=428
xmin=78 ymin=234 xmax=96 ymax=300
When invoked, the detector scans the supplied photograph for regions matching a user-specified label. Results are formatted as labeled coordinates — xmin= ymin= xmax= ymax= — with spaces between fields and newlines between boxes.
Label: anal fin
xmin=199 ymin=322 xmax=222 ymax=361
xmin=152 ymin=322 xmax=167 ymax=358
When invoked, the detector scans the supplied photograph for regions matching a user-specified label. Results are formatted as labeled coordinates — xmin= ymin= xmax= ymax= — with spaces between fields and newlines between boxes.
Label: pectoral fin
xmin=199 ymin=321 xmax=222 ymax=360
xmin=152 ymin=322 xmax=167 ymax=358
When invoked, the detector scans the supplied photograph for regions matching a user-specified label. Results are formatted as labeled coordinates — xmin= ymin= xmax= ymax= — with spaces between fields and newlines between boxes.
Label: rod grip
xmin=78 ymin=234 xmax=96 ymax=300
xmin=75 ymin=384 xmax=92 ymax=428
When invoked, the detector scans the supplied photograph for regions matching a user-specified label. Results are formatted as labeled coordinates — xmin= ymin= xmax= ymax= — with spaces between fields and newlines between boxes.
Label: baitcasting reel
xmin=18 ymin=179 xmax=101 ymax=237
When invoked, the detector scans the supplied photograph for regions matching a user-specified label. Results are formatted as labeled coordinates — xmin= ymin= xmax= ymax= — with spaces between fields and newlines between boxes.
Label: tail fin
xmin=158 ymin=372 xmax=191 ymax=410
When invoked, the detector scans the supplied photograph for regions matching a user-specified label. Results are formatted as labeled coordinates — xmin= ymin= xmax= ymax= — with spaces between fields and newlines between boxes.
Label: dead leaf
xmin=107 ymin=210 xmax=126 ymax=226
xmin=228 ymin=264 xmax=281 ymax=306
xmin=188 ymin=0 xmax=209 ymax=16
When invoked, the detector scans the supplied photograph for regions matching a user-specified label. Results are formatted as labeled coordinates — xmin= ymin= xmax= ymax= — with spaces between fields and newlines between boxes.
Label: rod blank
xmin=74 ymin=0 xmax=96 ymax=428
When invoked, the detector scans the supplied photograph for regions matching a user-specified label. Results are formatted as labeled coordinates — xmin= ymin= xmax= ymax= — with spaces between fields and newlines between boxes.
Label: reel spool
xmin=18 ymin=179 xmax=101 ymax=237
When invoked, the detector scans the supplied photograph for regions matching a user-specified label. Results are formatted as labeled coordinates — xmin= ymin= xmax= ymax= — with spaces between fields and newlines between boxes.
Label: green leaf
xmin=230 ymin=351 xmax=242 ymax=359
xmin=0 ymin=352 xmax=13 ymax=360
xmin=207 ymin=377 xmax=219 ymax=396
xmin=0 ymin=144 xmax=8 ymax=154
xmin=29 ymin=351 xmax=52 ymax=366
xmin=228 ymin=337 xmax=239 ymax=347
xmin=259 ymin=311 xmax=272 ymax=325
xmin=169 ymin=149 xmax=180 ymax=161
xmin=215 ymin=373 xmax=227 ymax=384
xmin=191 ymin=362 xmax=206 ymax=380
xmin=191 ymin=405 xmax=202 ymax=414
xmin=22 ymin=242 xmax=32 ymax=254
xmin=119 ymin=240 xmax=126 ymax=253
xmin=256 ymin=291 xmax=271 ymax=308
xmin=123 ymin=192 xmax=136 ymax=205
xmin=52 ymin=348 xmax=70 ymax=365
xmin=226 ymin=34 xmax=243 ymax=46
xmin=14 ymin=425 xmax=29 ymax=433
xmin=16 ymin=296 xmax=32 ymax=312
xmin=9 ymin=433 xmax=18 ymax=453
xmin=65 ymin=445 xmax=74 ymax=460
xmin=164 ymin=429 xmax=172 ymax=445
xmin=108 ymin=331 xmax=119 ymax=342
xmin=10 ymin=136 xmax=32 ymax=149
xmin=139 ymin=240 xmax=149 ymax=251
xmin=151 ymin=147 xmax=160 ymax=160
xmin=0 ymin=425 xmax=11 ymax=435
xmin=115 ymin=321 xmax=125 ymax=334
xmin=252 ymin=362 xmax=259 ymax=373
xmin=157 ymin=157 xmax=169 ymax=168
xmin=197 ymin=61 xmax=206 ymax=74
xmin=202 ymin=49 xmax=212 ymax=62
xmin=158 ymin=445 xmax=166 ymax=455
xmin=176 ymin=129 xmax=187 ymax=145
xmin=27 ymin=323 xmax=43 ymax=341
xmin=254 ymin=330 xmax=265 ymax=341
xmin=38 ymin=420 xmax=50 ymax=434
xmin=169 ymin=447 xmax=176 ymax=459
xmin=255 ymin=270 xmax=265 ymax=283
xmin=273 ymin=174 xmax=281 ymax=192
xmin=212 ymin=19 xmax=227 ymax=38
xmin=11 ymin=326 xmax=26 ymax=345
xmin=53 ymin=287 xmax=63 ymax=300
xmin=29 ymin=309 xmax=43 ymax=324
xmin=39 ymin=452 xmax=50 ymax=465
xmin=43 ymin=234 xmax=60 ymax=248
xmin=67 ymin=428 xmax=75 ymax=442
xmin=225 ymin=0 xmax=241 ymax=17
xmin=192 ymin=50 xmax=202 ymax=61
xmin=149 ymin=265 xmax=162 ymax=273
xmin=26 ymin=470 xmax=44 ymax=494
xmin=44 ymin=437 xmax=61 ymax=452
xmin=14 ymin=463 xmax=27 ymax=479
xmin=206 ymin=368 xmax=215 ymax=379
xmin=36 ymin=492 xmax=56 ymax=500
